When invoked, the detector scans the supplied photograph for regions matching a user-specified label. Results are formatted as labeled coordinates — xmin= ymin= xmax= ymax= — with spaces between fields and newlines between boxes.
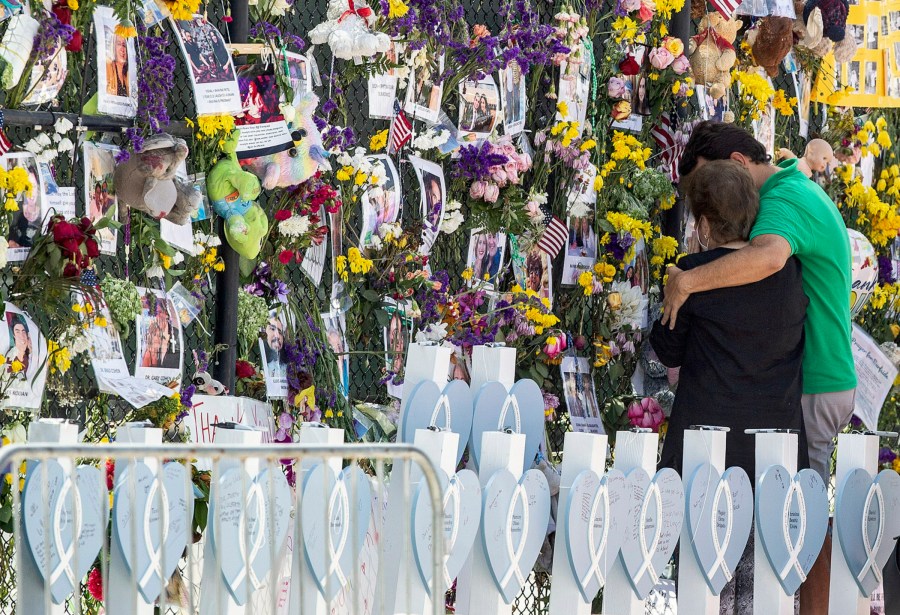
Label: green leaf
xmin=360 ymin=289 xmax=381 ymax=302
xmin=535 ymin=361 xmax=550 ymax=378
xmin=598 ymin=218 xmax=615 ymax=234
xmin=374 ymin=308 xmax=391 ymax=328
xmin=608 ymin=362 xmax=625 ymax=381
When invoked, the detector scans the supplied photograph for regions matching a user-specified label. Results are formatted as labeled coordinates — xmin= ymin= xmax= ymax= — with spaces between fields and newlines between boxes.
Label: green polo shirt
xmin=749 ymin=158 xmax=856 ymax=394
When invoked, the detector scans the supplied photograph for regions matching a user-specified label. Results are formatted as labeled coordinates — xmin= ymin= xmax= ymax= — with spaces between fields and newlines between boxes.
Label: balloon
xmin=848 ymin=229 xmax=877 ymax=316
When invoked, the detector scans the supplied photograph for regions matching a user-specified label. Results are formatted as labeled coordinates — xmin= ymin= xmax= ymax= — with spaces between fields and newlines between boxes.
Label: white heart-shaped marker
xmin=23 ymin=461 xmax=108 ymax=604
xmin=564 ymin=468 xmax=628 ymax=601
xmin=835 ymin=468 xmax=900 ymax=596
xmin=686 ymin=463 xmax=753 ymax=595
xmin=411 ymin=468 xmax=481 ymax=592
xmin=482 ymin=468 xmax=551 ymax=603
xmin=470 ymin=379 xmax=545 ymax=470
xmin=113 ymin=461 xmax=192 ymax=603
xmin=620 ymin=467 xmax=684 ymax=599
xmin=755 ymin=466 xmax=829 ymax=596
xmin=401 ymin=379 xmax=473 ymax=463
xmin=208 ymin=465 xmax=291 ymax=605
xmin=302 ymin=463 xmax=372 ymax=600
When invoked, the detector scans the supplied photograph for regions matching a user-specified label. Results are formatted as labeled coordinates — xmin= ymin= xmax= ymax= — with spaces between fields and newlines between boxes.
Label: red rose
xmin=62 ymin=262 xmax=79 ymax=278
xmin=52 ymin=4 xmax=71 ymax=24
xmin=274 ymin=209 xmax=291 ymax=222
xmin=235 ymin=360 xmax=255 ymax=379
xmin=57 ymin=239 xmax=81 ymax=257
xmin=85 ymin=237 xmax=100 ymax=258
xmin=51 ymin=220 xmax=80 ymax=244
xmin=67 ymin=29 xmax=82 ymax=52
xmin=278 ymin=249 xmax=294 ymax=265
xmin=619 ymin=55 xmax=641 ymax=76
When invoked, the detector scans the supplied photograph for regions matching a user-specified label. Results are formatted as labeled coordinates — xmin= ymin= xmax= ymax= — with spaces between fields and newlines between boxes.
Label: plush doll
xmin=803 ymin=0 xmax=849 ymax=42
xmin=689 ymin=14 xmax=743 ymax=99
xmin=114 ymin=134 xmax=201 ymax=225
xmin=832 ymin=34 xmax=858 ymax=63
xmin=239 ymin=91 xmax=329 ymax=190
xmin=747 ymin=16 xmax=794 ymax=77
xmin=777 ymin=139 xmax=835 ymax=177
xmin=792 ymin=0 xmax=824 ymax=49
xmin=207 ymin=130 xmax=268 ymax=260
xmin=309 ymin=0 xmax=390 ymax=60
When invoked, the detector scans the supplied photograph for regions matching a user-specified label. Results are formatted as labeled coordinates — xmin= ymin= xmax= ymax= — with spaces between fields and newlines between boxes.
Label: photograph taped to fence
xmin=0 ymin=303 xmax=46 ymax=409
xmin=83 ymin=142 xmax=119 ymax=255
xmin=234 ymin=67 xmax=294 ymax=159
xmin=500 ymin=60 xmax=527 ymax=135
xmin=409 ymin=156 xmax=445 ymax=254
xmin=173 ymin=14 xmax=242 ymax=116
xmin=360 ymin=155 xmax=399 ymax=249
xmin=135 ymin=287 xmax=184 ymax=388
xmin=458 ymin=75 xmax=500 ymax=142
xmin=94 ymin=6 xmax=138 ymax=118
xmin=260 ymin=308 xmax=288 ymax=398
xmin=4 ymin=153 xmax=43 ymax=262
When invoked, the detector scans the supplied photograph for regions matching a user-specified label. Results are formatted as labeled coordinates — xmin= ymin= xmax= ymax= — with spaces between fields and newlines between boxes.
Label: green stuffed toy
xmin=207 ymin=130 xmax=268 ymax=260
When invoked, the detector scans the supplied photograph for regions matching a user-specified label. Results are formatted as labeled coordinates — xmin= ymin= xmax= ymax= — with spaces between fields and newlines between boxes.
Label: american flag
xmin=387 ymin=100 xmax=412 ymax=154
xmin=537 ymin=215 xmax=569 ymax=258
xmin=651 ymin=113 xmax=684 ymax=183
xmin=709 ymin=0 xmax=743 ymax=20
xmin=0 ymin=110 xmax=12 ymax=156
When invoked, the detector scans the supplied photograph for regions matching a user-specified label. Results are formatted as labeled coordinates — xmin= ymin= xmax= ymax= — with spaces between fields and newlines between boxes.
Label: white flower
xmin=609 ymin=281 xmax=646 ymax=330
xmin=54 ymin=117 xmax=74 ymax=133
xmin=279 ymin=214 xmax=311 ymax=238
xmin=0 ymin=236 xmax=8 ymax=269
xmin=147 ymin=265 xmax=165 ymax=279
xmin=1 ymin=422 xmax=25 ymax=444
xmin=568 ymin=201 xmax=590 ymax=218
xmin=36 ymin=132 xmax=52 ymax=147
xmin=70 ymin=333 xmax=91 ymax=356
xmin=172 ymin=251 xmax=185 ymax=265
xmin=37 ymin=151 xmax=54 ymax=164
xmin=440 ymin=210 xmax=464 ymax=234
xmin=57 ymin=138 xmax=74 ymax=153
xmin=23 ymin=140 xmax=41 ymax=154
xmin=416 ymin=322 xmax=448 ymax=343
xmin=379 ymin=222 xmax=403 ymax=239
xmin=337 ymin=151 xmax=353 ymax=166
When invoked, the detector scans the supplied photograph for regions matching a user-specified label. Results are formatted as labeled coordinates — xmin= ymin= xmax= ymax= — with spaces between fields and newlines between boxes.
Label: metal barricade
xmin=0 ymin=442 xmax=445 ymax=615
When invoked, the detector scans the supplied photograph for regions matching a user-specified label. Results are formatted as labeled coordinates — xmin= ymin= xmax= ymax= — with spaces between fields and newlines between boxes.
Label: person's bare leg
xmin=799 ymin=533 xmax=831 ymax=614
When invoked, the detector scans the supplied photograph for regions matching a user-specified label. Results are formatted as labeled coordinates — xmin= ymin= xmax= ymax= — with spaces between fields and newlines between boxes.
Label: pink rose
xmin=627 ymin=397 xmax=665 ymax=431
xmin=505 ymin=161 xmax=519 ymax=178
xmin=638 ymin=0 xmax=655 ymax=20
xmin=469 ymin=180 xmax=486 ymax=199
xmin=620 ymin=0 xmax=641 ymax=11
xmin=607 ymin=77 xmax=628 ymax=99
xmin=517 ymin=152 xmax=532 ymax=171
xmin=483 ymin=183 xmax=500 ymax=203
xmin=492 ymin=169 xmax=508 ymax=185
xmin=671 ymin=54 xmax=690 ymax=75
xmin=543 ymin=336 xmax=566 ymax=359
xmin=507 ymin=167 xmax=520 ymax=184
xmin=649 ymin=47 xmax=674 ymax=70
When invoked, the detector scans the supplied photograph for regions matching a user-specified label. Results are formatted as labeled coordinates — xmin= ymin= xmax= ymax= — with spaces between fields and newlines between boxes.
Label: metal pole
xmin=212 ymin=0 xmax=250 ymax=392
xmin=663 ymin=4 xmax=691 ymax=242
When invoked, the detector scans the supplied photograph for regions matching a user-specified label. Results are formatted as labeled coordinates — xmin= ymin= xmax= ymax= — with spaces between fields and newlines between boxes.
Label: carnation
xmin=279 ymin=215 xmax=312 ymax=238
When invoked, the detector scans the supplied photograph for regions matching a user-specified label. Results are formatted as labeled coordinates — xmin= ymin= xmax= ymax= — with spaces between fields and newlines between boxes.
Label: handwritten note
xmin=851 ymin=324 xmax=898 ymax=430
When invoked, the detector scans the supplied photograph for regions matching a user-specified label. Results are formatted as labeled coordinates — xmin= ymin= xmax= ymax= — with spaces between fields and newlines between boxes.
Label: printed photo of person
xmin=458 ymin=76 xmax=500 ymax=140
xmin=6 ymin=155 xmax=42 ymax=260
xmin=891 ymin=11 xmax=900 ymax=32
xmin=865 ymin=62 xmax=878 ymax=95
xmin=625 ymin=239 xmax=650 ymax=297
xmin=560 ymin=356 xmax=604 ymax=433
xmin=263 ymin=313 xmax=285 ymax=377
xmin=83 ymin=143 xmax=119 ymax=254
xmin=632 ymin=72 xmax=651 ymax=116
xmin=868 ymin=16 xmax=879 ymax=49
xmin=466 ymin=229 xmax=507 ymax=287
xmin=321 ymin=311 xmax=350 ymax=397
xmin=176 ymin=16 xmax=234 ymax=85
xmin=360 ymin=156 xmax=400 ymax=247
xmin=383 ymin=299 xmax=411 ymax=398
xmin=513 ymin=245 xmax=552 ymax=306
xmin=849 ymin=25 xmax=864 ymax=48
xmin=93 ymin=6 xmax=137 ymax=117
xmin=405 ymin=55 xmax=444 ymax=123
xmin=6 ymin=313 xmax=32 ymax=380
xmin=848 ymin=61 xmax=861 ymax=93
xmin=138 ymin=291 xmax=181 ymax=371
xmin=283 ymin=51 xmax=311 ymax=94
xmin=23 ymin=43 xmax=68 ymax=106
xmin=562 ymin=369 xmax=584 ymax=418
xmin=105 ymin=27 xmax=130 ymax=98
xmin=501 ymin=61 xmax=526 ymax=134
xmin=896 ymin=43 xmax=900 ymax=71
xmin=237 ymin=70 xmax=284 ymax=125
xmin=410 ymin=156 xmax=446 ymax=254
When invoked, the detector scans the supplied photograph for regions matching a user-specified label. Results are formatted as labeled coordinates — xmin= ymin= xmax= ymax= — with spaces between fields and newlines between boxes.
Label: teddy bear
xmin=114 ymin=133 xmax=201 ymax=225
xmin=309 ymin=0 xmax=390 ymax=60
xmin=689 ymin=14 xmax=743 ymax=99
xmin=239 ymin=91 xmax=329 ymax=190
xmin=207 ymin=130 xmax=268 ymax=260
xmin=747 ymin=16 xmax=795 ymax=77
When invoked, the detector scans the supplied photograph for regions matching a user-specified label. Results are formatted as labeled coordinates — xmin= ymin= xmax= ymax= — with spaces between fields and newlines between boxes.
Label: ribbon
xmin=691 ymin=27 xmax=735 ymax=52
xmin=231 ymin=481 xmax=267 ymax=592
xmin=430 ymin=394 xmax=452 ymax=430
xmin=498 ymin=394 xmax=522 ymax=434
xmin=324 ymin=477 xmax=351 ymax=589
xmin=705 ymin=479 xmax=735 ymax=583
xmin=632 ymin=482 xmax=664 ymax=587
xmin=338 ymin=0 xmax=373 ymax=22
xmin=580 ymin=481 xmax=612 ymax=589
xmin=138 ymin=475 xmax=171 ymax=592
xmin=778 ymin=480 xmax=808 ymax=583
xmin=49 ymin=472 xmax=82 ymax=591
xmin=498 ymin=482 xmax=531 ymax=591
xmin=857 ymin=482 xmax=886 ymax=587
xmin=441 ymin=476 xmax=464 ymax=586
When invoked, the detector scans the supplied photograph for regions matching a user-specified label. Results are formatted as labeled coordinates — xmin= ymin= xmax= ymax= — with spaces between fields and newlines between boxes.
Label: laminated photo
xmin=561 ymin=356 xmax=604 ymax=434
xmin=409 ymin=156 xmax=445 ymax=254
xmin=22 ymin=43 xmax=67 ymax=106
xmin=404 ymin=54 xmax=444 ymax=124
xmin=83 ymin=142 xmax=119 ymax=255
xmin=259 ymin=309 xmax=288 ymax=398
xmin=457 ymin=75 xmax=500 ymax=142
xmin=283 ymin=50 xmax=312 ymax=96
xmin=500 ymin=61 xmax=527 ymax=135
xmin=135 ymin=287 xmax=184 ymax=388
xmin=0 ymin=303 xmax=47 ymax=410
xmin=383 ymin=298 xmax=412 ymax=399
xmin=234 ymin=67 xmax=293 ymax=159
xmin=4 ymin=153 xmax=44 ymax=262
xmin=512 ymin=242 xmax=553 ymax=307
xmin=359 ymin=155 xmax=400 ymax=248
xmin=172 ymin=15 xmax=242 ymax=116
xmin=94 ymin=6 xmax=138 ymax=118
xmin=562 ymin=213 xmax=597 ymax=286
xmin=466 ymin=228 xmax=506 ymax=288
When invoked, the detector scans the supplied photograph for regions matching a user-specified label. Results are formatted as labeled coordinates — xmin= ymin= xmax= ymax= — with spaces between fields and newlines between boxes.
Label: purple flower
xmin=453 ymin=142 xmax=509 ymax=182
xmin=878 ymin=255 xmax=896 ymax=284
xmin=879 ymin=446 xmax=897 ymax=465
xmin=605 ymin=233 xmax=635 ymax=261
xmin=249 ymin=21 xmax=306 ymax=50
xmin=32 ymin=10 xmax=74 ymax=65
xmin=179 ymin=384 xmax=196 ymax=412
xmin=244 ymin=262 xmax=291 ymax=304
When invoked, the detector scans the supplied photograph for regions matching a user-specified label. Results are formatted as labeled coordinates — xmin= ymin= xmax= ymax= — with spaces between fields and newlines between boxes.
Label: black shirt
xmin=650 ymin=248 xmax=809 ymax=478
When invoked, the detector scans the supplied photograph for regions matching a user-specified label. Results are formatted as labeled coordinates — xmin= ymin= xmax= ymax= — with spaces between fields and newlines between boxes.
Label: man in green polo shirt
xmin=662 ymin=121 xmax=855 ymax=613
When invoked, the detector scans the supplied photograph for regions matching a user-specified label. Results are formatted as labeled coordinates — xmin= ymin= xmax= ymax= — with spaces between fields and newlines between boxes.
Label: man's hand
xmin=661 ymin=266 xmax=690 ymax=329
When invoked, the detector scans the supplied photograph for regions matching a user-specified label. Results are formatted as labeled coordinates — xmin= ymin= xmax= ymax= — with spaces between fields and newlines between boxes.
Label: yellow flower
xmin=877 ymin=131 xmax=892 ymax=149
xmin=556 ymin=101 xmax=570 ymax=118
xmin=577 ymin=271 xmax=594 ymax=295
xmin=461 ymin=267 xmax=474 ymax=281
xmin=388 ymin=0 xmax=409 ymax=18
xmin=370 ymin=129 xmax=389 ymax=152
xmin=580 ymin=139 xmax=597 ymax=152
xmin=67 ymin=0 xmax=78 ymax=8
xmin=336 ymin=166 xmax=353 ymax=182
xmin=663 ymin=37 xmax=684 ymax=57
xmin=772 ymin=90 xmax=795 ymax=116
xmin=0 ymin=436 xmax=8 ymax=447
xmin=612 ymin=16 xmax=638 ymax=43
xmin=890 ymin=323 xmax=899 ymax=338
xmin=511 ymin=283 xmax=523 ymax=293
xmin=115 ymin=23 xmax=138 ymax=38
xmin=10 ymin=360 xmax=23 ymax=374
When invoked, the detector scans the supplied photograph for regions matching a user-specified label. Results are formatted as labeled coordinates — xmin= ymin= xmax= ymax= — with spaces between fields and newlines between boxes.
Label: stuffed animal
xmin=309 ymin=0 xmax=390 ymax=60
xmin=689 ymin=14 xmax=743 ymax=99
xmin=192 ymin=371 xmax=225 ymax=395
xmin=239 ymin=91 xmax=329 ymax=190
xmin=207 ymin=130 xmax=268 ymax=260
xmin=747 ymin=16 xmax=794 ymax=77
xmin=792 ymin=0 xmax=824 ymax=49
xmin=832 ymin=34 xmax=858 ymax=63
xmin=803 ymin=0 xmax=849 ymax=42
xmin=114 ymin=134 xmax=201 ymax=225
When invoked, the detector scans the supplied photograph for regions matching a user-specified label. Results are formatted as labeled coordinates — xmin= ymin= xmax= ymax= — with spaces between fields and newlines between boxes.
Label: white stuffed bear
xmin=309 ymin=0 xmax=391 ymax=60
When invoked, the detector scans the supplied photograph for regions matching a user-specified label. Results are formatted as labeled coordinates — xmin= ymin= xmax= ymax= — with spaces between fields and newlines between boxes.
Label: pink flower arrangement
xmin=672 ymin=54 xmax=690 ymax=75
xmin=627 ymin=397 xmax=665 ymax=431
xmin=649 ymin=47 xmax=674 ymax=70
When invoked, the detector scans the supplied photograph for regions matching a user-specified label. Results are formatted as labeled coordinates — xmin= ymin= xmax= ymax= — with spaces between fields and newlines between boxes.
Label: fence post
xmin=212 ymin=0 xmax=250 ymax=392
xmin=829 ymin=432 xmax=879 ymax=614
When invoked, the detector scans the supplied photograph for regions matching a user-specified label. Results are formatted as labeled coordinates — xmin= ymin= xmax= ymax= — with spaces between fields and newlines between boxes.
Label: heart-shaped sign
xmin=113 ymin=461 xmax=192 ymax=603
xmin=686 ymin=464 xmax=753 ymax=595
xmin=208 ymin=465 xmax=291 ymax=605
xmin=482 ymin=468 xmax=551 ymax=603
xmin=756 ymin=466 xmax=829 ymax=595
xmin=411 ymin=468 xmax=482 ymax=592
xmin=835 ymin=468 xmax=900 ymax=596
xmin=470 ymin=379 xmax=545 ymax=470
xmin=620 ymin=467 xmax=684 ymax=599
xmin=302 ymin=463 xmax=372 ymax=600
xmin=22 ymin=461 xmax=108 ymax=604
xmin=401 ymin=379 xmax=473 ymax=463
xmin=563 ymin=468 xmax=628 ymax=602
